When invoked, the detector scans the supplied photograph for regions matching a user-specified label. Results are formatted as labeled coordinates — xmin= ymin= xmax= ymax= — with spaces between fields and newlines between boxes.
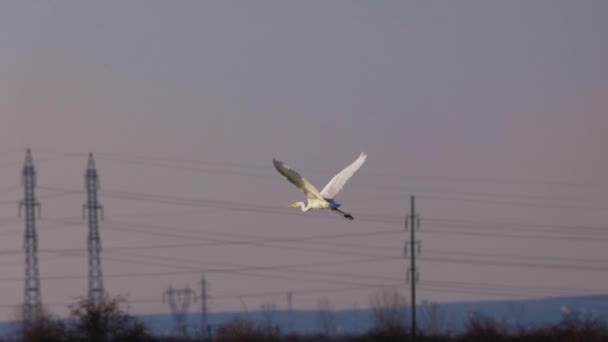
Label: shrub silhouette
xmin=11 ymin=305 xmax=68 ymax=342
xmin=461 ymin=312 xmax=509 ymax=342
xmin=214 ymin=317 xmax=281 ymax=342
xmin=68 ymin=294 xmax=152 ymax=342
xmin=19 ymin=317 xmax=68 ymax=342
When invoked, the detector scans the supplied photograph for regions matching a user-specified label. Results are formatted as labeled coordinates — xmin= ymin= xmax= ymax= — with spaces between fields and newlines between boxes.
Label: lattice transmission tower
xmin=163 ymin=285 xmax=197 ymax=337
xmin=83 ymin=153 xmax=105 ymax=305
xmin=19 ymin=148 xmax=42 ymax=324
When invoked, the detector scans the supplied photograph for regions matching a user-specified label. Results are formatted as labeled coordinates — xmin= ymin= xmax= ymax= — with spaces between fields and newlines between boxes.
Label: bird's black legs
xmin=331 ymin=207 xmax=354 ymax=220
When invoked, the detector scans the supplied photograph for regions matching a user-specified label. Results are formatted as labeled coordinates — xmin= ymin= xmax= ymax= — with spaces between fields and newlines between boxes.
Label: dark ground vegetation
xmin=4 ymin=294 xmax=607 ymax=342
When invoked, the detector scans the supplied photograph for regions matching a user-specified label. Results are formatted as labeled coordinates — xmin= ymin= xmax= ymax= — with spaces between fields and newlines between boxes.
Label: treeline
xmin=5 ymin=294 xmax=150 ymax=342
xmin=4 ymin=290 xmax=608 ymax=341
xmin=176 ymin=312 xmax=608 ymax=342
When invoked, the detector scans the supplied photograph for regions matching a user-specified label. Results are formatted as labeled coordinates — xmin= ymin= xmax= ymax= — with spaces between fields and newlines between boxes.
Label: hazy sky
xmin=1 ymin=1 xmax=607 ymax=320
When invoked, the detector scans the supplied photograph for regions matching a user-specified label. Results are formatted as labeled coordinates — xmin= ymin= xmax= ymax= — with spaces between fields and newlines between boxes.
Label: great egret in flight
xmin=272 ymin=153 xmax=367 ymax=220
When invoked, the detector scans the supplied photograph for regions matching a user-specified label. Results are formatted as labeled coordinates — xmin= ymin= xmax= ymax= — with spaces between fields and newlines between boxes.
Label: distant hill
xmin=136 ymin=294 xmax=608 ymax=337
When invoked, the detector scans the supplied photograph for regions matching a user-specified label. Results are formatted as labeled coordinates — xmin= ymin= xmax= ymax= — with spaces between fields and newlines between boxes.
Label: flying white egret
xmin=272 ymin=153 xmax=367 ymax=220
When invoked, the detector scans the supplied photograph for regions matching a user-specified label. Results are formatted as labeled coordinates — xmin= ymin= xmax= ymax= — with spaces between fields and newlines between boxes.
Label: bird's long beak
xmin=288 ymin=202 xmax=298 ymax=208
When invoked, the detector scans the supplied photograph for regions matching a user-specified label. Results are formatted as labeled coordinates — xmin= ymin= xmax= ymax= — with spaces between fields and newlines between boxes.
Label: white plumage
xmin=273 ymin=153 xmax=367 ymax=220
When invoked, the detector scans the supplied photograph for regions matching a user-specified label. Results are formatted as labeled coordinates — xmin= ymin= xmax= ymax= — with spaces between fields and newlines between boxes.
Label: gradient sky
xmin=1 ymin=1 xmax=607 ymax=321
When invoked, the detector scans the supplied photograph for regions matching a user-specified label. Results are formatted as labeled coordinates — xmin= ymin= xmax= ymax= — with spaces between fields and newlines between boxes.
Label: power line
xmin=0 ymin=245 xmax=603 ymax=285
xmin=86 ymin=151 xmax=608 ymax=192
xmin=1 ymin=215 xmax=606 ymax=278
xmin=103 ymin=253 xmax=403 ymax=286
xmin=2 ymin=215 xmax=607 ymax=276
xmin=419 ymin=194 xmax=608 ymax=212
xmin=0 ymin=276 xmax=603 ymax=312
xmin=35 ymin=186 xmax=608 ymax=234
xmin=420 ymin=255 xmax=608 ymax=272
xmin=25 ymin=151 xmax=608 ymax=214
xmin=39 ymin=217 xmax=401 ymax=259
xmin=425 ymin=249 xmax=608 ymax=266
xmin=420 ymin=279 xmax=607 ymax=298
xmin=425 ymin=217 xmax=608 ymax=235
xmin=0 ymin=281 xmax=407 ymax=311
xmin=3 ymin=149 xmax=607 ymax=320
xmin=424 ymin=227 xmax=608 ymax=243
xmin=45 ymin=202 xmax=608 ymax=247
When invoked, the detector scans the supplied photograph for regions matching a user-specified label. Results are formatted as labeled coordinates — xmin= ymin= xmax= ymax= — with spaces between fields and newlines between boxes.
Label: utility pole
xmin=19 ymin=148 xmax=42 ymax=325
xmin=405 ymin=196 xmax=421 ymax=341
xmin=163 ymin=285 xmax=197 ymax=337
xmin=260 ymin=303 xmax=276 ymax=326
xmin=83 ymin=153 xmax=104 ymax=306
xmin=200 ymin=274 xmax=208 ymax=340
xmin=352 ymin=301 xmax=360 ymax=335
xmin=287 ymin=292 xmax=293 ymax=334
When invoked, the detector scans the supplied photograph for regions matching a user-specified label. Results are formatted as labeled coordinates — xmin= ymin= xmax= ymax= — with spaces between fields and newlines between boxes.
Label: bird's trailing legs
xmin=331 ymin=207 xmax=354 ymax=220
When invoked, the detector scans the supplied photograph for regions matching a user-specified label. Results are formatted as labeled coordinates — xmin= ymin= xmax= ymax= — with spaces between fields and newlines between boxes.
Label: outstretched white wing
xmin=273 ymin=159 xmax=324 ymax=201
xmin=320 ymin=152 xmax=367 ymax=199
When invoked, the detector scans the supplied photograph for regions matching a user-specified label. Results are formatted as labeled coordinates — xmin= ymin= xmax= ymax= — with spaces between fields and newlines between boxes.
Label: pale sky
xmin=1 ymin=1 xmax=607 ymax=320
